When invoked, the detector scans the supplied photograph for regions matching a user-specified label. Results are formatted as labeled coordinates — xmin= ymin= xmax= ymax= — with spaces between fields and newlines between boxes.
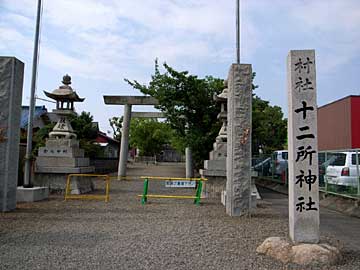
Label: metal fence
xmin=133 ymin=154 xmax=186 ymax=163
xmin=252 ymin=149 xmax=360 ymax=200
xmin=134 ymin=156 xmax=157 ymax=164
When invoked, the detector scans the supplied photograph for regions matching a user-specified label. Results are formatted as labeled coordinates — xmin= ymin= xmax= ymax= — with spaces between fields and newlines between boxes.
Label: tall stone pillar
xmin=226 ymin=64 xmax=252 ymax=217
xmin=118 ymin=104 xmax=132 ymax=177
xmin=288 ymin=50 xmax=319 ymax=243
xmin=185 ymin=147 xmax=193 ymax=178
xmin=0 ymin=57 xmax=24 ymax=212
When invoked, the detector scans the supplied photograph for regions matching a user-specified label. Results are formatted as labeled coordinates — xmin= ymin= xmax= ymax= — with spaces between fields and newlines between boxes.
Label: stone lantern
xmin=199 ymin=81 xmax=228 ymax=199
xmin=34 ymin=75 xmax=94 ymax=193
xmin=214 ymin=82 xmax=228 ymax=143
xmin=44 ymin=74 xmax=84 ymax=139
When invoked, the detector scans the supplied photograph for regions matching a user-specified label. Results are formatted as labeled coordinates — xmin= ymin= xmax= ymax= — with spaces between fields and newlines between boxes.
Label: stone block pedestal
xmin=34 ymin=169 xmax=94 ymax=194
xmin=34 ymin=138 xmax=94 ymax=193
xmin=17 ymin=186 xmax=49 ymax=202
xmin=200 ymin=169 xmax=226 ymax=199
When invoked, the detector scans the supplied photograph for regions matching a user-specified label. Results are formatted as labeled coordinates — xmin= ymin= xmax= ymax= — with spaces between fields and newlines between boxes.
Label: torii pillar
xmin=103 ymin=96 xmax=159 ymax=177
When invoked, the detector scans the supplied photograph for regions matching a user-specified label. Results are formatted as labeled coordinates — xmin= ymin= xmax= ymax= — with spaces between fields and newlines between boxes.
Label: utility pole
xmin=23 ymin=0 xmax=42 ymax=187
xmin=236 ymin=0 xmax=240 ymax=64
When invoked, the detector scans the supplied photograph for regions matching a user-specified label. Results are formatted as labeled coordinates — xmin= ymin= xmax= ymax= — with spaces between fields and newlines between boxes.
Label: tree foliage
xmin=129 ymin=118 xmax=173 ymax=156
xmin=69 ymin=111 xmax=103 ymax=158
xmin=125 ymin=60 xmax=287 ymax=166
xmin=33 ymin=123 xmax=55 ymax=153
xmin=125 ymin=60 xmax=223 ymax=168
xmin=109 ymin=116 xmax=123 ymax=141
xmin=252 ymin=96 xmax=287 ymax=154
xmin=69 ymin=111 xmax=98 ymax=140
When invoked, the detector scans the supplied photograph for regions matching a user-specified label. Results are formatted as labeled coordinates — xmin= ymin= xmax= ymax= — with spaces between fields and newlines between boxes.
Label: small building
xmin=20 ymin=105 xmax=49 ymax=131
xmin=95 ymin=131 xmax=119 ymax=158
xmin=318 ymin=95 xmax=360 ymax=151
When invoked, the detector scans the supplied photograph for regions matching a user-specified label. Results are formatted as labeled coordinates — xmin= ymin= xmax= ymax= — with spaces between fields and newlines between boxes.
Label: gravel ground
xmin=1 ymin=163 xmax=359 ymax=270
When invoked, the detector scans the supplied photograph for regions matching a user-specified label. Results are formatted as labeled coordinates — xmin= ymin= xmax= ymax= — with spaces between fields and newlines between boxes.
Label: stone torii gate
xmin=103 ymin=95 xmax=159 ymax=177
xmin=104 ymin=95 xmax=194 ymax=178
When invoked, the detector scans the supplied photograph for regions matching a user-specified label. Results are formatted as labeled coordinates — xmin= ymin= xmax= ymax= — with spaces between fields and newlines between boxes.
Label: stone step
xmin=209 ymin=149 xmax=227 ymax=160
xmin=199 ymin=169 xmax=226 ymax=177
xmin=35 ymin=166 xmax=95 ymax=174
xmin=204 ymin=159 xmax=226 ymax=170
xmin=45 ymin=138 xmax=79 ymax=148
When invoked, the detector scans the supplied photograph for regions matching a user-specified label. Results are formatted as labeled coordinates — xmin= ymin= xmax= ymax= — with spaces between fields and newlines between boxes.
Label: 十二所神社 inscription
xmin=287 ymin=50 xmax=319 ymax=243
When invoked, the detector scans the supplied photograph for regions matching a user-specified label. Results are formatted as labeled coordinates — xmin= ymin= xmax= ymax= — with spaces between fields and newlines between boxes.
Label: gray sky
xmin=1 ymin=0 xmax=359 ymax=134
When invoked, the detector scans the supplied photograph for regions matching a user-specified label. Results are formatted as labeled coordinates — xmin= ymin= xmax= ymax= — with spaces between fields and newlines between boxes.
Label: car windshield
xmin=328 ymin=153 xmax=346 ymax=166
xmin=282 ymin=152 xmax=288 ymax=160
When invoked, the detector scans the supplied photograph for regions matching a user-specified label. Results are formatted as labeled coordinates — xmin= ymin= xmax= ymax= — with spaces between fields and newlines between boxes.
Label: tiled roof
xmin=20 ymin=105 xmax=48 ymax=128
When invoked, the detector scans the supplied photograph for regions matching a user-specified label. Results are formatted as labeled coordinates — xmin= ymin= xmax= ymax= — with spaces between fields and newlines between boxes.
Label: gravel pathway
xmin=0 ymin=164 xmax=359 ymax=269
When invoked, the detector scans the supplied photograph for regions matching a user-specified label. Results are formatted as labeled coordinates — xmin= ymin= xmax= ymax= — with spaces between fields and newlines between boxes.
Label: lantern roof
xmin=44 ymin=74 xmax=85 ymax=102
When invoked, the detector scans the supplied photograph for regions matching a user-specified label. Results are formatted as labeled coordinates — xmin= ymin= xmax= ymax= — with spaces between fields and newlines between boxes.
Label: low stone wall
xmin=33 ymin=173 xmax=94 ymax=194
xmin=90 ymin=158 xmax=118 ymax=173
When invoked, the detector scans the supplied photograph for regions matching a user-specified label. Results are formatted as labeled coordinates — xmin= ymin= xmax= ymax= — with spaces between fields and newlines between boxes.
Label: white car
xmin=325 ymin=152 xmax=360 ymax=187
xmin=270 ymin=150 xmax=288 ymax=176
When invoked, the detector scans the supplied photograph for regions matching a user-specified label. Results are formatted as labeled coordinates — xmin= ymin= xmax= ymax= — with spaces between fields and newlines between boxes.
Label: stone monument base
xmin=17 ymin=186 xmax=49 ymax=202
xmin=199 ymin=169 xmax=226 ymax=199
xmin=256 ymin=237 xmax=341 ymax=266
xmin=34 ymin=171 xmax=94 ymax=194
xmin=221 ymin=190 xmax=258 ymax=208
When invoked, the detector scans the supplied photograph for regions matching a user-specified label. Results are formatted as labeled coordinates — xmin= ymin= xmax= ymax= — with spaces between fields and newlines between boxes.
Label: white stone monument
xmin=257 ymin=51 xmax=340 ymax=265
xmin=287 ymin=50 xmax=319 ymax=243
xmin=0 ymin=57 xmax=24 ymax=212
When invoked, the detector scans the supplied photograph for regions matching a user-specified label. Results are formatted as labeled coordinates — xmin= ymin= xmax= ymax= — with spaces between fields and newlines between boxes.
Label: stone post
xmin=288 ymin=50 xmax=319 ymax=243
xmin=118 ymin=104 xmax=132 ymax=177
xmin=185 ymin=147 xmax=193 ymax=178
xmin=226 ymin=64 xmax=252 ymax=216
xmin=0 ymin=57 xmax=24 ymax=212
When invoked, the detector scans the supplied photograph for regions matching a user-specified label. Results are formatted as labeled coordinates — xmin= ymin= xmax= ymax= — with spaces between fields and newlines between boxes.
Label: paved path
xmin=258 ymin=186 xmax=360 ymax=251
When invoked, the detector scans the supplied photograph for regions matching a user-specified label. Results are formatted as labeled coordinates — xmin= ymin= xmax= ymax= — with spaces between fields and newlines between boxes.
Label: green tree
xmin=33 ymin=123 xmax=55 ymax=153
xmin=69 ymin=111 xmax=103 ymax=158
xmin=109 ymin=116 xmax=123 ymax=141
xmin=129 ymin=118 xmax=173 ymax=156
xmin=125 ymin=60 xmax=223 ymax=168
xmin=252 ymin=96 xmax=287 ymax=155
xmin=125 ymin=60 xmax=287 ymax=166
xmin=69 ymin=111 xmax=98 ymax=140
